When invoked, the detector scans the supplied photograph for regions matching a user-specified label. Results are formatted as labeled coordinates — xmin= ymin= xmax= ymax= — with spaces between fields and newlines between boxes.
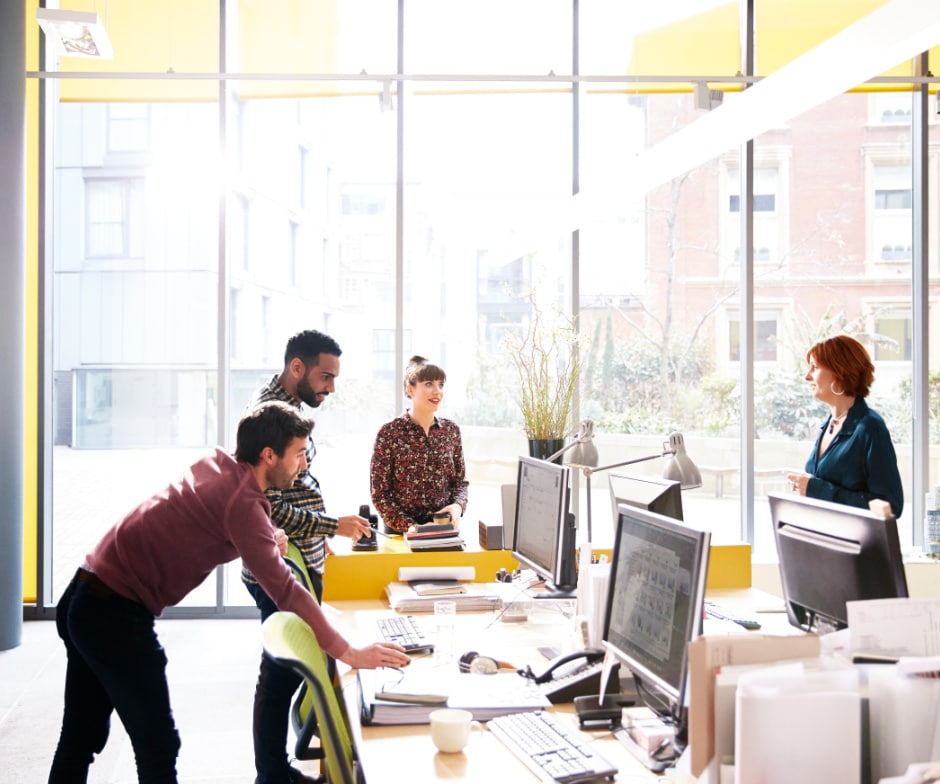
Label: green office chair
xmin=282 ymin=542 xmax=328 ymax=765
xmin=261 ymin=611 xmax=362 ymax=784
xmin=284 ymin=540 xmax=315 ymax=594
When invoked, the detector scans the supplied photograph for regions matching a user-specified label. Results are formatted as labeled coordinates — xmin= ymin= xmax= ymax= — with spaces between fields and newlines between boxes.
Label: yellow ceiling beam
xmin=627 ymin=0 xmax=938 ymax=93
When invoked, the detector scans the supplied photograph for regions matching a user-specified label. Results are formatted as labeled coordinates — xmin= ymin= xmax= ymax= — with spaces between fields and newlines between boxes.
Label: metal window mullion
xmin=740 ymin=0 xmax=756 ymax=545
xmin=911 ymin=52 xmax=930 ymax=545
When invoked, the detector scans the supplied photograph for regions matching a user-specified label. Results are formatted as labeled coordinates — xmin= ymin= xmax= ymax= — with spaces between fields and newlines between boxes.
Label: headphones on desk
xmin=458 ymin=651 xmax=518 ymax=675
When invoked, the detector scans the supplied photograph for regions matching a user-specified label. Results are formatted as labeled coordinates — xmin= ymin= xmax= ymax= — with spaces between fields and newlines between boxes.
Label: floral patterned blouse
xmin=369 ymin=411 xmax=469 ymax=533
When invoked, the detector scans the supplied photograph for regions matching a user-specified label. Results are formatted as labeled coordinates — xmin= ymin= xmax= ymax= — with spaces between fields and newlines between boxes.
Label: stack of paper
xmin=385 ymin=581 xmax=502 ymax=613
xmin=359 ymin=668 xmax=550 ymax=725
xmin=407 ymin=579 xmax=467 ymax=597
xmin=734 ymin=664 xmax=860 ymax=784
xmin=405 ymin=525 xmax=465 ymax=552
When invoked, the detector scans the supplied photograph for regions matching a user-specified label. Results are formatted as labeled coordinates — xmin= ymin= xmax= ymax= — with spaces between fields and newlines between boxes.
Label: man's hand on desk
xmin=340 ymin=641 xmax=411 ymax=670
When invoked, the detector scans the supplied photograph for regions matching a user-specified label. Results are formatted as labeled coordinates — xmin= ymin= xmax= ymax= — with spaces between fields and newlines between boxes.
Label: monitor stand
xmin=531 ymin=583 xmax=577 ymax=600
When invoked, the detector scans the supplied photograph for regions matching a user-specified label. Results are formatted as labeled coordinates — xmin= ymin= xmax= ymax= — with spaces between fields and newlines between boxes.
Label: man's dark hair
xmin=284 ymin=330 xmax=342 ymax=368
xmin=235 ymin=401 xmax=314 ymax=465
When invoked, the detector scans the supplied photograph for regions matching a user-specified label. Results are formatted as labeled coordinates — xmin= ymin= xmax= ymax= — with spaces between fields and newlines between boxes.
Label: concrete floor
xmin=0 ymin=617 xmax=321 ymax=783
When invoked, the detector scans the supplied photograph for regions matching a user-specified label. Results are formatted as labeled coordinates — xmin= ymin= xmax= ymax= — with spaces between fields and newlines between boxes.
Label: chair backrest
xmin=261 ymin=611 xmax=361 ymax=784
xmin=284 ymin=540 xmax=314 ymax=593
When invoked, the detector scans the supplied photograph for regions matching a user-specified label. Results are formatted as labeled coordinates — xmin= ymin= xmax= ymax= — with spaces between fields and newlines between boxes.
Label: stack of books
xmin=405 ymin=523 xmax=465 ymax=552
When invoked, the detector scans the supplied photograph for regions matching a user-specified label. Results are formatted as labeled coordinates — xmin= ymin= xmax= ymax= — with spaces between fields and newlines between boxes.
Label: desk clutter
xmin=689 ymin=597 xmax=940 ymax=784
xmin=359 ymin=668 xmax=550 ymax=725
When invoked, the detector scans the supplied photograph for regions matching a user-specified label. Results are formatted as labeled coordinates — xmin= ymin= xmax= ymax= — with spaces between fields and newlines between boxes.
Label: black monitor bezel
xmin=607 ymin=471 xmax=684 ymax=522
xmin=602 ymin=503 xmax=711 ymax=725
xmin=769 ymin=492 xmax=909 ymax=632
xmin=511 ymin=456 xmax=576 ymax=593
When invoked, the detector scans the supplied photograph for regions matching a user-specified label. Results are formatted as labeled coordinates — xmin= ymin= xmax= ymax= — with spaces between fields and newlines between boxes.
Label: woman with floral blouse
xmin=370 ymin=356 xmax=469 ymax=533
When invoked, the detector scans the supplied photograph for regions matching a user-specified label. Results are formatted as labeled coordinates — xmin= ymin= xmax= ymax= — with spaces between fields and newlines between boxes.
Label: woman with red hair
xmin=786 ymin=334 xmax=903 ymax=518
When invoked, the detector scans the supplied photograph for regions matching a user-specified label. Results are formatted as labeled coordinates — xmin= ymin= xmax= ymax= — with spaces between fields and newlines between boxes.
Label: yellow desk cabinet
xmin=322 ymin=523 xmax=752 ymax=601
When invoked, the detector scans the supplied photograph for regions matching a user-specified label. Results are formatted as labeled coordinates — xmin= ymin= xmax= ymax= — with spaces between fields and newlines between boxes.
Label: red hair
xmin=806 ymin=335 xmax=874 ymax=398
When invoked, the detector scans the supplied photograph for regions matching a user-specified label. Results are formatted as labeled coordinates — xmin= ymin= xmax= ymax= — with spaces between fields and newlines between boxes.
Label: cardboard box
xmin=478 ymin=519 xmax=503 ymax=550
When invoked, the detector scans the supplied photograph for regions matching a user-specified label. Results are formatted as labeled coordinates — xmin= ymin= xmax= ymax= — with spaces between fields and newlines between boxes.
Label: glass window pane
xmin=580 ymin=90 xmax=744 ymax=547
xmin=406 ymin=0 xmax=570 ymax=73
xmin=52 ymin=100 xmax=221 ymax=604
xmin=763 ymin=93 xmax=914 ymax=552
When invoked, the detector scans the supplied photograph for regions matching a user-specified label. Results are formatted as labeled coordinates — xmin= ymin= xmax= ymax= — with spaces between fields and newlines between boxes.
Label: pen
xmin=367 ymin=526 xmax=395 ymax=538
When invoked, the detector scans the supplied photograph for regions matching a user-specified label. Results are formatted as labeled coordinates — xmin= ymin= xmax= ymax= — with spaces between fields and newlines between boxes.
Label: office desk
xmin=322 ymin=524 xmax=755 ymax=601
xmin=328 ymin=599 xmax=707 ymax=783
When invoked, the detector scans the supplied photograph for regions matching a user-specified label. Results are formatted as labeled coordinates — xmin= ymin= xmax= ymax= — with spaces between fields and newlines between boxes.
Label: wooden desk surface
xmin=327 ymin=600 xmax=704 ymax=783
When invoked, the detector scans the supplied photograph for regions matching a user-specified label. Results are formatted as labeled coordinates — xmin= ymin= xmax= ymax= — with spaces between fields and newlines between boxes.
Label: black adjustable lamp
xmin=551 ymin=423 xmax=702 ymax=543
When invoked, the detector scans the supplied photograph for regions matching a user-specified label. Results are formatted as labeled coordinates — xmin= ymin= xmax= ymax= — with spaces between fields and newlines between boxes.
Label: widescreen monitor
xmin=608 ymin=472 xmax=683 ymax=523
xmin=769 ymin=493 xmax=908 ymax=633
xmin=512 ymin=456 xmax=576 ymax=598
xmin=602 ymin=504 xmax=710 ymax=744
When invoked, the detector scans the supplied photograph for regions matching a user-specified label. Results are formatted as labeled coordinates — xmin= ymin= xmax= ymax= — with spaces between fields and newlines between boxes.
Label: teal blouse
xmin=804 ymin=397 xmax=904 ymax=518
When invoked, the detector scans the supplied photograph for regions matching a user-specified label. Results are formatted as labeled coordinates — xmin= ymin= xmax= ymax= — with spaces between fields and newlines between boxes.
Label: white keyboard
xmin=376 ymin=615 xmax=435 ymax=653
xmin=488 ymin=710 xmax=618 ymax=783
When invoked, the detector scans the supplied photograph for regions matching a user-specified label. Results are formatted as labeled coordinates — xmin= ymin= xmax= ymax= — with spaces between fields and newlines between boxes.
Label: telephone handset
xmin=352 ymin=504 xmax=379 ymax=551
xmin=533 ymin=647 xmax=605 ymax=684
xmin=530 ymin=648 xmax=618 ymax=704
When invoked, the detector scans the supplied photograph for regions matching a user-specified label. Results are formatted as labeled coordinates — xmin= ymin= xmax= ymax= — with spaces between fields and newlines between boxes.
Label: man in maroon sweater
xmin=48 ymin=401 xmax=408 ymax=784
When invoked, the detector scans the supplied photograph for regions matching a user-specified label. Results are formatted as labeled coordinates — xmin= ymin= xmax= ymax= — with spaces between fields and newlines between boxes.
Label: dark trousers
xmin=49 ymin=572 xmax=181 ymax=784
xmin=246 ymin=570 xmax=324 ymax=784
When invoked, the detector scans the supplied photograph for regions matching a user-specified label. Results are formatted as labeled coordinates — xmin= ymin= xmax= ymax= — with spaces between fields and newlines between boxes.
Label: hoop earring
xmin=830 ymin=382 xmax=845 ymax=396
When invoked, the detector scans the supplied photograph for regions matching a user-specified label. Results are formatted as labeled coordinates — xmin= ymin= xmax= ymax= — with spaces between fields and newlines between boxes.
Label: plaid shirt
xmin=240 ymin=375 xmax=338 ymax=584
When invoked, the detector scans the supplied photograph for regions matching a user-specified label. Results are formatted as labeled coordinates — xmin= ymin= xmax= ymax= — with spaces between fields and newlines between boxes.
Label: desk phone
xmin=531 ymin=648 xmax=620 ymax=704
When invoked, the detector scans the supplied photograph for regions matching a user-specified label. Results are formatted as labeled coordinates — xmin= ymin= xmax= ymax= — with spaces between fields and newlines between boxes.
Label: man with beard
xmin=242 ymin=330 xmax=373 ymax=784
xmin=48 ymin=401 xmax=407 ymax=784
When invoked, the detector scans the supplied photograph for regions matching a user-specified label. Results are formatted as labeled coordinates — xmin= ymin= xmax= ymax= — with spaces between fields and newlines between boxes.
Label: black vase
xmin=528 ymin=438 xmax=565 ymax=464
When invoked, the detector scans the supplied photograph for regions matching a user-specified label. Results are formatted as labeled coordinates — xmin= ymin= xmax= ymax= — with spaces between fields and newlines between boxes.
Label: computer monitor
xmin=602 ymin=503 xmax=710 ymax=764
xmin=511 ymin=456 xmax=577 ymax=598
xmin=608 ymin=471 xmax=683 ymax=523
xmin=769 ymin=493 xmax=909 ymax=633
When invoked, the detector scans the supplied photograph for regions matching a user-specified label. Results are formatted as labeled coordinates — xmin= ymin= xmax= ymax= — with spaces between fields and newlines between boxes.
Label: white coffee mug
xmin=429 ymin=708 xmax=480 ymax=753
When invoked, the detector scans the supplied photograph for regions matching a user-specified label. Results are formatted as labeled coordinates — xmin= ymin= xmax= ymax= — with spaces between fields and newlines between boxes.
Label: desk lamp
xmin=552 ymin=423 xmax=702 ymax=543
xmin=547 ymin=419 xmax=600 ymax=468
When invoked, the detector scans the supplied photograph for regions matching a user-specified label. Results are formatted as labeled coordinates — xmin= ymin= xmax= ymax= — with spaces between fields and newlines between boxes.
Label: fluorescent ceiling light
xmin=36 ymin=8 xmax=113 ymax=60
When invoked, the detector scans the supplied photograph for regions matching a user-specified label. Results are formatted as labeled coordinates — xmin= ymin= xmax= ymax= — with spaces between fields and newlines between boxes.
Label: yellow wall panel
xmin=24 ymin=0 xmax=39 ymax=604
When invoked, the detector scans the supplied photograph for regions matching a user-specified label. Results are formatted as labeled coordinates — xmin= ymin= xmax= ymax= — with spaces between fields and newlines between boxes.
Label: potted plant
xmin=504 ymin=292 xmax=582 ymax=462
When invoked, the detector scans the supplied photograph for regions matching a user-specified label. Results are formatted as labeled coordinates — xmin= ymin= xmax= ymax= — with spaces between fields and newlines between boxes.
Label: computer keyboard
xmin=488 ymin=710 xmax=618 ymax=784
xmin=705 ymin=600 xmax=762 ymax=630
xmin=376 ymin=615 xmax=435 ymax=653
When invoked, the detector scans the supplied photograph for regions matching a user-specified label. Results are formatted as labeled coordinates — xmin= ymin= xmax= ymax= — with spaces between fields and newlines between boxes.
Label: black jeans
xmin=49 ymin=572 xmax=181 ymax=784
xmin=246 ymin=570 xmax=324 ymax=784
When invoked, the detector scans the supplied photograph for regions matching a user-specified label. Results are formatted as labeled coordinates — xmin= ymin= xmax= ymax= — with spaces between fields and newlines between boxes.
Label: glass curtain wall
xmin=39 ymin=0 xmax=939 ymax=615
